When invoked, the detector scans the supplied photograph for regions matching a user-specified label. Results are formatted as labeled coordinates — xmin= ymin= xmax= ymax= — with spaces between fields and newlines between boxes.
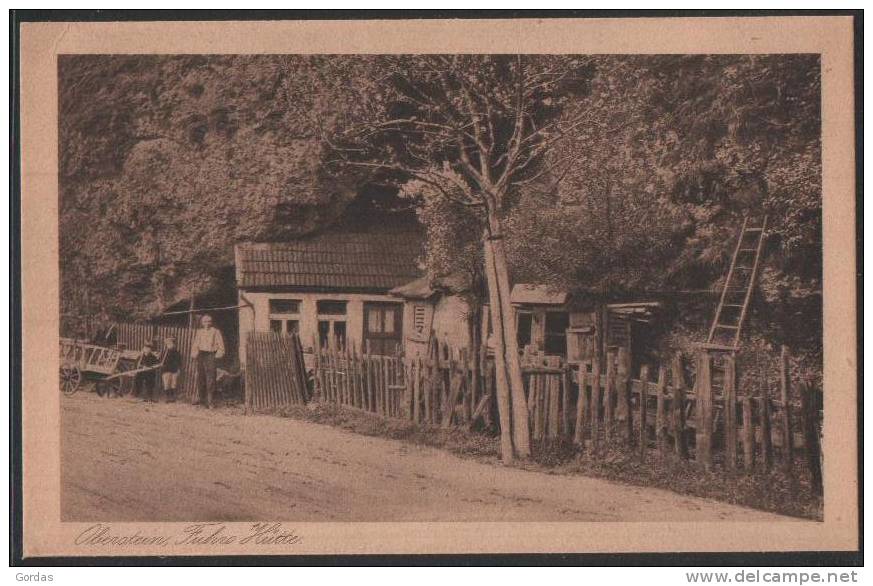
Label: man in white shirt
xmin=191 ymin=314 xmax=225 ymax=408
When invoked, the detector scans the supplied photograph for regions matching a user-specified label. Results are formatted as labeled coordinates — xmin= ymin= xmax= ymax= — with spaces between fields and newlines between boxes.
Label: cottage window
xmin=318 ymin=321 xmax=347 ymax=349
xmin=383 ymin=308 xmax=395 ymax=333
xmin=270 ymin=319 xmax=299 ymax=335
xmin=269 ymin=299 xmax=300 ymax=314
xmin=365 ymin=306 xmax=396 ymax=335
xmin=333 ymin=321 xmax=347 ymax=348
xmin=606 ymin=314 xmax=631 ymax=350
xmin=268 ymin=298 xmax=301 ymax=336
xmin=317 ymin=299 xmax=348 ymax=349
xmin=316 ymin=300 xmax=347 ymax=315
xmin=516 ymin=311 xmax=533 ymax=350
xmin=362 ymin=302 xmax=403 ymax=355
xmin=544 ymin=311 xmax=569 ymax=356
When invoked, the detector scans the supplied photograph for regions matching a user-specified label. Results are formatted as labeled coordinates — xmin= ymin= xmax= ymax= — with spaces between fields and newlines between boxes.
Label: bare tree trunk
xmin=483 ymin=209 xmax=531 ymax=459
xmin=489 ymin=238 xmax=531 ymax=458
xmin=484 ymin=238 xmax=515 ymax=464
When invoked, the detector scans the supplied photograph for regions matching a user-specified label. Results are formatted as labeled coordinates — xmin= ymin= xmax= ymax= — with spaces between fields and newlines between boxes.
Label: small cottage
xmin=234 ymin=226 xmax=661 ymax=370
xmin=234 ymin=230 xmax=423 ymax=364
xmin=390 ymin=278 xmax=661 ymax=368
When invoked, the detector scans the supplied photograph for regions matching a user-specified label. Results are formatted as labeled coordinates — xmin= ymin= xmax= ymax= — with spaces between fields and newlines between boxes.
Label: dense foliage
xmin=60 ymin=54 xmax=822 ymax=359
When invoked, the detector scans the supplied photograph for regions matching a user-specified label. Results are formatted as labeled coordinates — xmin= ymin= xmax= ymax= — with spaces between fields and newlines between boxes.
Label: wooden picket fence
xmin=311 ymin=339 xmax=822 ymax=488
xmin=313 ymin=346 xmax=410 ymax=420
xmin=571 ymin=345 xmax=821 ymax=490
xmin=115 ymin=322 xmax=198 ymax=401
xmin=313 ymin=341 xmax=573 ymax=431
xmin=244 ymin=331 xmax=309 ymax=411
xmin=314 ymin=342 xmax=499 ymax=428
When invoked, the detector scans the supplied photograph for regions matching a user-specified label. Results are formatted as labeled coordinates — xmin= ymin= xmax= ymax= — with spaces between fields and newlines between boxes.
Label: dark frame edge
xmin=8 ymin=8 xmax=864 ymax=568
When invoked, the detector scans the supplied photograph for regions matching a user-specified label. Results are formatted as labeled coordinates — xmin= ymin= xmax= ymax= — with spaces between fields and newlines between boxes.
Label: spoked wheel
xmin=60 ymin=363 xmax=82 ymax=395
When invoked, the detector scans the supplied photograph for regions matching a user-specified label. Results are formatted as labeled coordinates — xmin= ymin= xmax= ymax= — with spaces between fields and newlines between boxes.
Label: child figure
xmin=135 ymin=342 xmax=161 ymax=402
xmin=161 ymin=337 xmax=182 ymax=403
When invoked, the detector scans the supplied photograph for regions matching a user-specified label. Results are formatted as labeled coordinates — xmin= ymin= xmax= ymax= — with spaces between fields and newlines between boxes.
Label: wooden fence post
xmin=368 ymin=352 xmax=376 ymax=413
xmin=760 ymin=384 xmax=773 ymax=470
xmin=383 ymin=354 xmax=392 ymax=417
xmin=638 ymin=365 xmax=649 ymax=460
xmin=724 ymin=353 xmax=738 ymax=471
xmin=574 ymin=367 xmax=589 ymax=447
xmin=800 ymin=379 xmax=823 ymax=495
xmin=413 ymin=356 xmax=422 ymax=423
xmin=604 ymin=351 xmax=616 ymax=438
xmin=443 ymin=362 xmax=464 ymax=428
xmin=742 ymin=396 xmax=755 ymax=471
xmin=532 ymin=373 xmax=543 ymax=440
xmin=423 ymin=354 xmax=432 ymax=423
xmin=780 ymin=345 xmax=794 ymax=475
xmin=244 ymin=334 xmax=252 ymax=415
xmin=548 ymin=359 xmax=561 ymax=440
xmin=696 ymin=350 xmax=713 ymax=471
xmin=345 ymin=345 xmax=353 ymax=407
xmin=672 ymin=355 xmax=688 ymax=459
xmin=655 ymin=365 xmax=667 ymax=456
xmin=402 ymin=356 xmax=412 ymax=420
xmin=590 ymin=359 xmax=602 ymax=452
xmin=618 ymin=347 xmax=633 ymax=445
xmin=561 ymin=364 xmax=572 ymax=437
xmin=461 ymin=348 xmax=472 ymax=423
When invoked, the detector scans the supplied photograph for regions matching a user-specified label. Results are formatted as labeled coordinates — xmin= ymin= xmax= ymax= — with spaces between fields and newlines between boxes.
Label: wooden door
xmin=363 ymin=302 xmax=404 ymax=355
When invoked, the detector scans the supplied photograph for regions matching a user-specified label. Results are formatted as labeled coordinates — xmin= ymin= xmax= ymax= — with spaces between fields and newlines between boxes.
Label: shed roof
xmin=510 ymin=284 xmax=569 ymax=306
xmin=389 ymin=272 xmax=472 ymax=300
xmin=236 ymin=231 xmax=423 ymax=292
xmin=388 ymin=276 xmax=437 ymax=300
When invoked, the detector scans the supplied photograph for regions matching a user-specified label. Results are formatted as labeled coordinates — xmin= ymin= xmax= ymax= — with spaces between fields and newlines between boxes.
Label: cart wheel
xmin=60 ymin=364 xmax=81 ymax=395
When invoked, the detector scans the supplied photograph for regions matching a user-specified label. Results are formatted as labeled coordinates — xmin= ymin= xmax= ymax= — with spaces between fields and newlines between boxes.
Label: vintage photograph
xmin=56 ymin=51 xmax=826 ymax=525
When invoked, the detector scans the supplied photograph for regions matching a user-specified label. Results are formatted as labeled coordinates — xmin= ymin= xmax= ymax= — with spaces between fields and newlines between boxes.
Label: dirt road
xmin=62 ymin=391 xmax=789 ymax=522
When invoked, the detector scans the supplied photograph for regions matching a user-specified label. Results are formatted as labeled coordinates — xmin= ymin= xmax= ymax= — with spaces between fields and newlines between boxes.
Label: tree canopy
xmin=371 ymin=55 xmax=820 ymax=317
xmin=60 ymin=53 xmax=821 ymax=347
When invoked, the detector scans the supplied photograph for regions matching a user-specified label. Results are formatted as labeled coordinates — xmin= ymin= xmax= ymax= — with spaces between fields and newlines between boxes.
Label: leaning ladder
xmin=703 ymin=214 xmax=768 ymax=351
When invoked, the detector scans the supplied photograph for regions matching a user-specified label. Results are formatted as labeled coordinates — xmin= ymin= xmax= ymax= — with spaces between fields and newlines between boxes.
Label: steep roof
xmin=236 ymin=231 xmax=423 ymax=292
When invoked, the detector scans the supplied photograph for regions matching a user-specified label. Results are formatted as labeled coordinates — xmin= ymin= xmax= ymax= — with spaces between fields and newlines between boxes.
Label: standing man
xmin=191 ymin=314 xmax=225 ymax=409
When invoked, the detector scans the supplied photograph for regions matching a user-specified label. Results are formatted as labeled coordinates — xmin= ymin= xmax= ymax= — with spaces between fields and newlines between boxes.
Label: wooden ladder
xmin=703 ymin=214 xmax=768 ymax=352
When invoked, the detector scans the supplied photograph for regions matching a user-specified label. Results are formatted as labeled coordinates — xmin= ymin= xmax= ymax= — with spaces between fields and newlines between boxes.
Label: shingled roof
xmin=235 ymin=231 xmax=424 ymax=292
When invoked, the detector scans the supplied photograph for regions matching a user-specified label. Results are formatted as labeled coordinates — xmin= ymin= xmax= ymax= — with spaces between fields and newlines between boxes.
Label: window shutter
xmin=413 ymin=304 xmax=426 ymax=334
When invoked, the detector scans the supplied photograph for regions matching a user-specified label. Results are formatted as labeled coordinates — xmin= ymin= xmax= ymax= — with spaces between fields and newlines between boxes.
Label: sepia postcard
xmin=14 ymin=14 xmax=859 ymax=561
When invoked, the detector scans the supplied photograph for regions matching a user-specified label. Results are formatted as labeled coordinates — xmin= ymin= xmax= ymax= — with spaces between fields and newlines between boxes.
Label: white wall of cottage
xmin=237 ymin=290 xmax=404 ymax=366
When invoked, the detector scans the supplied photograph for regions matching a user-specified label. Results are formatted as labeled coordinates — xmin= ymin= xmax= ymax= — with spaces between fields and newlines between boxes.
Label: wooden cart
xmin=59 ymin=338 xmax=158 ymax=396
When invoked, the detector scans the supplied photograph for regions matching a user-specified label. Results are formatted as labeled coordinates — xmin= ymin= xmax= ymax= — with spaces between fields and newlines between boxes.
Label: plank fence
xmin=112 ymin=323 xmax=822 ymax=488
xmin=572 ymin=345 xmax=822 ymax=490
xmin=314 ymin=340 xmax=499 ymax=428
xmin=244 ymin=331 xmax=309 ymax=411
xmin=309 ymin=338 xmax=822 ymax=488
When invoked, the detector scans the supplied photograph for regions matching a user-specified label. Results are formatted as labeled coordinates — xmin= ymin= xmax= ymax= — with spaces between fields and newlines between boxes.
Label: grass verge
xmin=269 ymin=402 xmax=823 ymax=520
